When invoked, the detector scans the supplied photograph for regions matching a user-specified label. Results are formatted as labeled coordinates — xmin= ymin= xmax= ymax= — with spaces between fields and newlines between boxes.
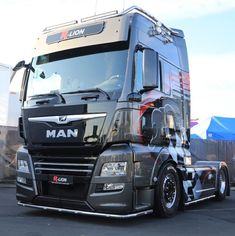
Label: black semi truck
xmin=15 ymin=6 xmax=230 ymax=218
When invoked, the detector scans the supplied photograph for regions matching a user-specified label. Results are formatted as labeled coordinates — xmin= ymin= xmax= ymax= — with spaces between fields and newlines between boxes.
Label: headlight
xmin=100 ymin=162 xmax=127 ymax=177
xmin=17 ymin=160 xmax=30 ymax=173
xmin=103 ymin=183 xmax=124 ymax=191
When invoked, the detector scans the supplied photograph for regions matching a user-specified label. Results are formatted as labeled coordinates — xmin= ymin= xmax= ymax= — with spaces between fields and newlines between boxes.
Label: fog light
xmin=17 ymin=176 xmax=27 ymax=184
xmin=103 ymin=183 xmax=124 ymax=191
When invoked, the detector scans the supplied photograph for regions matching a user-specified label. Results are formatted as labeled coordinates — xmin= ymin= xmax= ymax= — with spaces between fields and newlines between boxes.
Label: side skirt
xmin=184 ymin=195 xmax=216 ymax=206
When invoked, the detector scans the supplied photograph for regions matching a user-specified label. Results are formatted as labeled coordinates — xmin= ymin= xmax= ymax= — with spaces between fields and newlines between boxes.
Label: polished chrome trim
xmin=34 ymin=167 xmax=92 ymax=173
xmin=34 ymin=162 xmax=94 ymax=167
xmin=28 ymin=155 xmax=38 ymax=195
xmin=16 ymin=183 xmax=34 ymax=191
xmin=81 ymin=10 xmax=118 ymax=22
xmin=196 ymin=188 xmax=215 ymax=193
xmin=18 ymin=202 xmax=153 ymax=219
xmin=185 ymin=195 xmax=216 ymax=206
xmin=43 ymin=20 xmax=78 ymax=32
xmin=28 ymin=113 xmax=106 ymax=124
xmin=194 ymin=167 xmax=216 ymax=171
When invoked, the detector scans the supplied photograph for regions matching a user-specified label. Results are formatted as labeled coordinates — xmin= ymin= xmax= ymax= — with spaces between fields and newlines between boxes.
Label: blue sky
xmin=169 ymin=9 xmax=235 ymax=55
xmin=163 ymin=6 xmax=235 ymax=120
xmin=0 ymin=0 xmax=235 ymax=120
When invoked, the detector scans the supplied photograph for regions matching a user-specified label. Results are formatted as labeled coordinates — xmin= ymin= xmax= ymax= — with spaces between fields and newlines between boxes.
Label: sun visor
xmin=33 ymin=15 xmax=130 ymax=57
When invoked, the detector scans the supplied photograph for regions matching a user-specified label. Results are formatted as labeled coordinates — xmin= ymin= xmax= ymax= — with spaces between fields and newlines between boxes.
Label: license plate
xmin=50 ymin=175 xmax=73 ymax=185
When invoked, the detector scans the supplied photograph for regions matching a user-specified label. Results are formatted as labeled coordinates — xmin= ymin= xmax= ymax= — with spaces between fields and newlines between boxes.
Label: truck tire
xmin=154 ymin=163 xmax=181 ymax=218
xmin=215 ymin=167 xmax=228 ymax=201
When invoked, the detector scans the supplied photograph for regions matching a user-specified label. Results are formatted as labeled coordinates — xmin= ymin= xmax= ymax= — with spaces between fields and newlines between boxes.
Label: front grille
xmin=33 ymin=156 xmax=97 ymax=201
xmin=33 ymin=157 xmax=96 ymax=177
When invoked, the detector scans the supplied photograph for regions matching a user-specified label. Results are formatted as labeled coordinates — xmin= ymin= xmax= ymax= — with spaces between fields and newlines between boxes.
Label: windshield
xmin=26 ymin=43 xmax=128 ymax=100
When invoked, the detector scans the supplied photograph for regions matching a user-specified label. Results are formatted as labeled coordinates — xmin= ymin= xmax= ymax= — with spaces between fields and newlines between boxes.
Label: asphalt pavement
xmin=0 ymin=186 xmax=234 ymax=236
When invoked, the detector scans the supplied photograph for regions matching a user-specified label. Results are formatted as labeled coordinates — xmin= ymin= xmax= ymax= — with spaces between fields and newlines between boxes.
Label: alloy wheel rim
xmin=163 ymin=173 xmax=177 ymax=208
xmin=219 ymin=170 xmax=226 ymax=194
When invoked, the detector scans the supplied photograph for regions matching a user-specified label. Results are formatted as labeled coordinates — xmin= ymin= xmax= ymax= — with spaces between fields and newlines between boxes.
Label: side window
xmin=162 ymin=62 xmax=171 ymax=95
xmin=166 ymin=112 xmax=176 ymax=142
xmin=134 ymin=50 xmax=143 ymax=91
xmin=166 ymin=113 xmax=175 ymax=130
xmin=158 ymin=60 xmax=163 ymax=91
xmin=141 ymin=107 xmax=154 ymax=144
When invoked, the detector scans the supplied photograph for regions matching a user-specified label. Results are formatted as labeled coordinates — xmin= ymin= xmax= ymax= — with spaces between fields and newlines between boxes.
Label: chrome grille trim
xmin=28 ymin=113 xmax=106 ymax=124
xmin=34 ymin=162 xmax=94 ymax=167
xmin=34 ymin=167 xmax=92 ymax=173
xmin=33 ymin=157 xmax=96 ymax=176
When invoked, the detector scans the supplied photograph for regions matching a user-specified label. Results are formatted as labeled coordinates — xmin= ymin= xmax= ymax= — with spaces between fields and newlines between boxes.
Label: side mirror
xmin=13 ymin=60 xmax=26 ymax=72
xmin=19 ymin=69 xmax=28 ymax=102
xmin=13 ymin=60 xmax=35 ymax=73
xmin=11 ymin=60 xmax=28 ymax=102
xmin=12 ymin=60 xmax=35 ymax=102
xmin=142 ymin=49 xmax=159 ymax=89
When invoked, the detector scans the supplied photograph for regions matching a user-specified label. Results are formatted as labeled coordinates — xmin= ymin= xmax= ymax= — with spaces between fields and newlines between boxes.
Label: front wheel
xmin=154 ymin=164 xmax=181 ymax=218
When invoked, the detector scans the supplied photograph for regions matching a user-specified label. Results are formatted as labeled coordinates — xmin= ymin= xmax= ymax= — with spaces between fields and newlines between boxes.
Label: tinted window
xmin=134 ymin=51 xmax=143 ymax=91
xmin=26 ymin=44 xmax=128 ymax=99
xmin=162 ymin=62 xmax=171 ymax=95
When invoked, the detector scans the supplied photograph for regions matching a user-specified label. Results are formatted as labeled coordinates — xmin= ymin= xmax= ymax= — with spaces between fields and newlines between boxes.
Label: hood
xmin=22 ymin=101 xmax=116 ymax=155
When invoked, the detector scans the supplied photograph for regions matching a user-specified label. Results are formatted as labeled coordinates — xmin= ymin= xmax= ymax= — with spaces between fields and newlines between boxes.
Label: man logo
xmin=46 ymin=129 xmax=78 ymax=138
xmin=58 ymin=116 xmax=67 ymax=123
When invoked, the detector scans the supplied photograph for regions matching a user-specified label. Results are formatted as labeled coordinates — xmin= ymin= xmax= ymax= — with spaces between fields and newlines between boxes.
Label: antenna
xmin=94 ymin=0 xmax=98 ymax=15
xmin=122 ymin=0 xmax=125 ymax=11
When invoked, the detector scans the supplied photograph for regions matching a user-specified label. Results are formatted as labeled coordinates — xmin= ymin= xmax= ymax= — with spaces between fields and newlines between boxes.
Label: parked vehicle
xmin=15 ymin=6 xmax=230 ymax=218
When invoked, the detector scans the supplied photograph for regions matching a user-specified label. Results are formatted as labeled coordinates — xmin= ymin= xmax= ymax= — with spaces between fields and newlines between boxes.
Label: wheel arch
xmin=151 ymin=153 xmax=186 ymax=209
xmin=150 ymin=151 xmax=177 ymax=186
xmin=153 ymin=158 xmax=182 ymax=217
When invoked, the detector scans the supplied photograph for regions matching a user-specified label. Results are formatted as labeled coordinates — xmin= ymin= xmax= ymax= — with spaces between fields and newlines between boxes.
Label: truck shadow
xmin=24 ymin=209 xmax=170 ymax=226
xmin=23 ymin=195 xmax=234 ymax=226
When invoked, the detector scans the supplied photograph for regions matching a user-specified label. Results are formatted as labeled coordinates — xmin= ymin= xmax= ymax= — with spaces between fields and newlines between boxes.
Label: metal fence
xmin=1 ymin=134 xmax=235 ymax=184
xmin=191 ymin=139 xmax=235 ymax=184
xmin=0 ymin=126 xmax=22 ymax=182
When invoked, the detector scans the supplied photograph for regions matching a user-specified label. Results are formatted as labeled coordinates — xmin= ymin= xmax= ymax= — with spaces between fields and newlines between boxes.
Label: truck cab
xmin=16 ymin=6 xmax=229 ymax=218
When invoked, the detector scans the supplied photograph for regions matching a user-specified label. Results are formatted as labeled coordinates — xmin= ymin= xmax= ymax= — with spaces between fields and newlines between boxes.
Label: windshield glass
xmin=26 ymin=43 xmax=128 ymax=99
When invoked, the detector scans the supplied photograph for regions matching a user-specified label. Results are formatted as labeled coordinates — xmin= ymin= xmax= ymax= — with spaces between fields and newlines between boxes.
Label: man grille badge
xmin=58 ymin=116 xmax=67 ymax=123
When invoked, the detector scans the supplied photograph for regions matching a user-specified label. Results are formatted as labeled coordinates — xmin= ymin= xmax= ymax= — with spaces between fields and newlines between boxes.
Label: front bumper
xmin=17 ymin=202 xmax=153 ymax=218
xmin=16 ymin=144 xmax=154 ymax=216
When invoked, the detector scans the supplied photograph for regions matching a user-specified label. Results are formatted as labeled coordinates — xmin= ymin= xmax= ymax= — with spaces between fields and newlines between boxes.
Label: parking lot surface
xmin=0 ymin=186 xmax=234 ymax=236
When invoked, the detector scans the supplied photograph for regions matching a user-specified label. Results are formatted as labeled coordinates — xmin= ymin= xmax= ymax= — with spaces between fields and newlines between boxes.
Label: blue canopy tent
xmin=190 ymin=116 xmax=235 ymax=184
xmin=207 ymin=116 xmax=235 ymax=141
xmin=191 ymin=116 xmax=235 ymax=141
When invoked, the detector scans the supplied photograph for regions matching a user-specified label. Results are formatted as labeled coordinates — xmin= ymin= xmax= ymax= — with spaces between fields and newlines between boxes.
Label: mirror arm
xmin=26 ymin=63 xmax=35 ymax=73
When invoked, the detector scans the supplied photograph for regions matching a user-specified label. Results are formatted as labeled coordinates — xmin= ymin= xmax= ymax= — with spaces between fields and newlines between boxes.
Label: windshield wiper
xmin=30 ymin=92 xmax=66 ymax=104
xmin=63 ymin=88 xmax=110 ymax=100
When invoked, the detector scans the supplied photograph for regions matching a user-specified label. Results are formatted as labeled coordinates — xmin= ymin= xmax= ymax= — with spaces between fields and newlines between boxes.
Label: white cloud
xmin=122 ymin=0 xmax=235 ymax=20
xmin=190 ymin=52 xmax=235 ymax=119
xmin=1 ymin=0 xmax=235 ymax=120
xmin=0 ymin=0 xmax=98 ymax=64
xmin=1 ymin=0 xmax=235 ymax=65
xmin=91 ymin=0 xmax=235 ymax=20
